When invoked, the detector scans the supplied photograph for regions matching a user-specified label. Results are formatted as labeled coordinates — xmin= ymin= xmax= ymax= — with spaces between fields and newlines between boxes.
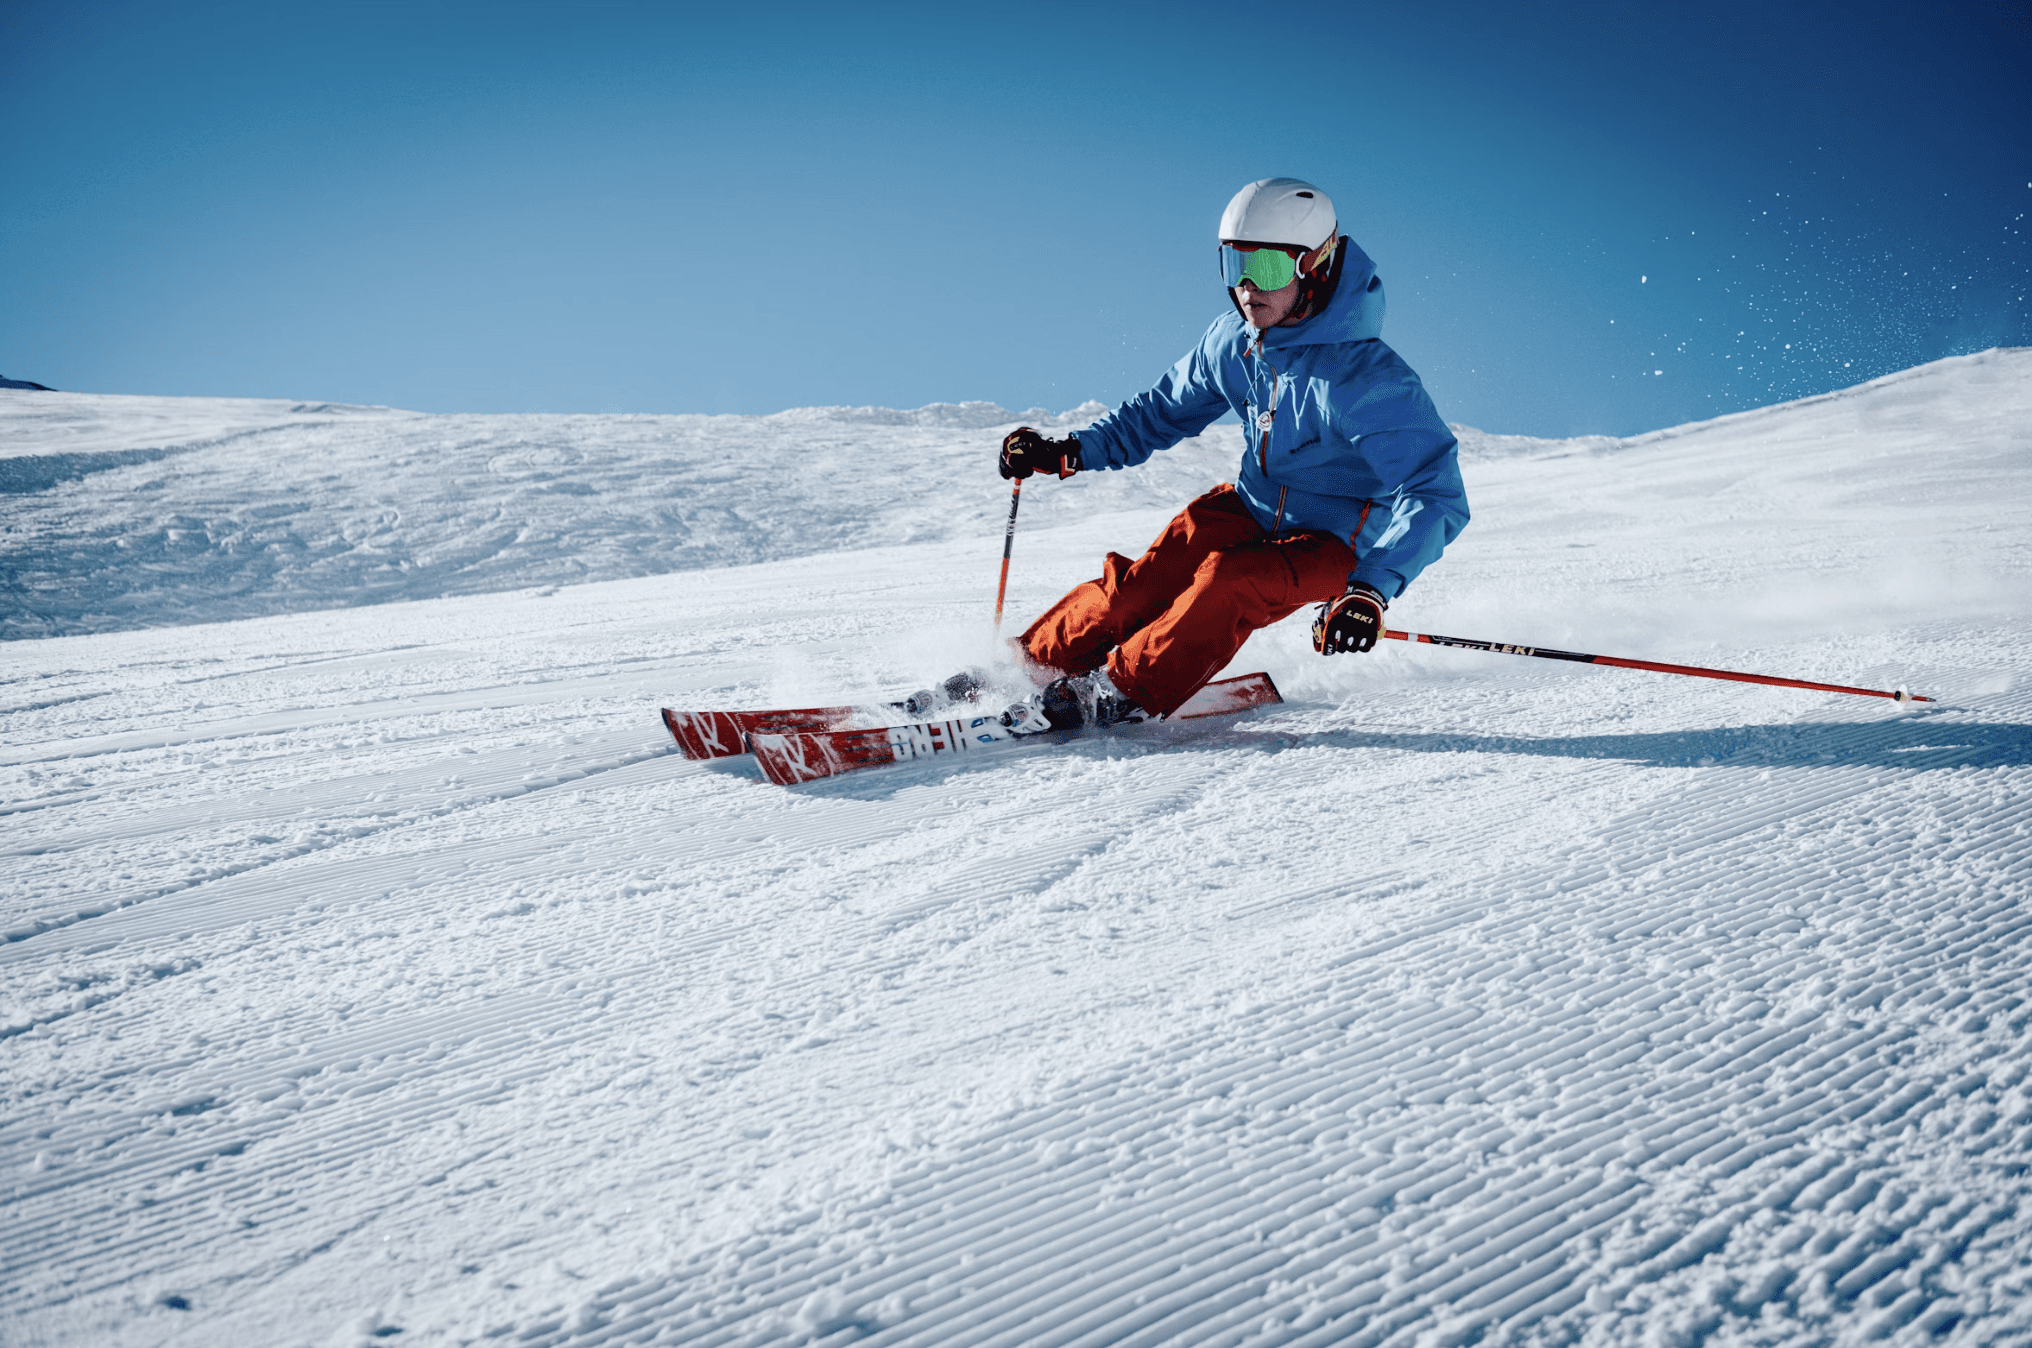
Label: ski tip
xmin=662 ymin=708 xmax=751 ymax=760
xmin=749 ymin=733 xmax=803 ymax=786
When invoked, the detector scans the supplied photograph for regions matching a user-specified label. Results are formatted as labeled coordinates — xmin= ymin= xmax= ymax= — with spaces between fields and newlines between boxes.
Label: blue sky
xmin=3 ymin=0 xmax=2027 ymax=436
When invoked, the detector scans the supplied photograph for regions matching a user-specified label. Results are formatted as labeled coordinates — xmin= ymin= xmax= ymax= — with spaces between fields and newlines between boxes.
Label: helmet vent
xmin=1296 ymin=191 xmax=1313 ymax=198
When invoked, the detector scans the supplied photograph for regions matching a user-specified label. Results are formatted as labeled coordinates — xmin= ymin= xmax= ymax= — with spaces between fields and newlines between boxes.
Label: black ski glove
xmin=1312 ymin=584 xmax=1387 ymax=655
xmin=1000 ymin=427 xmax=1081 ymax=481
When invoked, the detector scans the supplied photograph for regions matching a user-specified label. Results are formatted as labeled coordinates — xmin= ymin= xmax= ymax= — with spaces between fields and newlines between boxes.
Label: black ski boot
xmin=1002 ymin=676 xmax=1145 ymax=734
xmin=1000 ymin=676 xmax=1083 ymax=736
xmin=1092 ymin=686 xmax=1148 ymax=727
xmin=1038 ymin=677 xmax=1087 ymax=728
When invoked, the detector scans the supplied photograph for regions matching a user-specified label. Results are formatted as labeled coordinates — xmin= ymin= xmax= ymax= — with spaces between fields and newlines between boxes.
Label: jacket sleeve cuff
xmin=1348 ymin=568 xmax=1403 ymax=600
xmin=1072 ymin=423 xmax=1123 ymax=470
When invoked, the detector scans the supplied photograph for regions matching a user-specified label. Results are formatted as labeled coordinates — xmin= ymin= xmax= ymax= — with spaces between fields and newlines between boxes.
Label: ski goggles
xmin=1219 ymin=241 xmax=1309 ymax=292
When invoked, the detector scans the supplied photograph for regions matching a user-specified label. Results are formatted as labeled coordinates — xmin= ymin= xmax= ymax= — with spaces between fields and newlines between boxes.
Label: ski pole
xmin=993 ymin=479 xmax=1021 ymax=637
xmin=1380 ymin=628 xmax=1932 ymax=702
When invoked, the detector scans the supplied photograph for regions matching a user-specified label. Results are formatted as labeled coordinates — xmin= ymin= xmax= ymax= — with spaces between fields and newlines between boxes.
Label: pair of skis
xmin=660 ymin=622 xmax=1932 ymax=785
xmin=661 ymin=672 xmax=1285 ymax=786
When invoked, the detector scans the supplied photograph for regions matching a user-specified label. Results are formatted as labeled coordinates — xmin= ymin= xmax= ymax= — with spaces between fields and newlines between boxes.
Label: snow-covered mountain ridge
xmin=3 ymin=349 xmax=2030 ymax=1348
xmin=8 ymin=347 xmax=2020 ymax=641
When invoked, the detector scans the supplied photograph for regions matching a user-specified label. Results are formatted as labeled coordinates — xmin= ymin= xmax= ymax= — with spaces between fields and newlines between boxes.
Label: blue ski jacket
xmin=1073 ymin=239 xmax=1468 ymax=600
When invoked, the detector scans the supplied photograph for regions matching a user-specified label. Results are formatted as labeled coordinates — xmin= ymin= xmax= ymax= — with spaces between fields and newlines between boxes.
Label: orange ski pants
xmin=1020 ymin=484 xmax=1357 ymax=716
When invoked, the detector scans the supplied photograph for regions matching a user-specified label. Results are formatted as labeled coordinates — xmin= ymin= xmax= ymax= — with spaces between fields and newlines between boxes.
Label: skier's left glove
xmin=1312 ymin=584 xmax=1387 ymax=655
xmin=1000 ymin=428 xmax=1081 ymax=481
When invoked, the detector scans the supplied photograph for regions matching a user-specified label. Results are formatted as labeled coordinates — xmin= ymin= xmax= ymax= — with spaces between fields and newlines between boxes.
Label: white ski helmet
xmin=1219 ymin=177 xmax=1337 ymax=250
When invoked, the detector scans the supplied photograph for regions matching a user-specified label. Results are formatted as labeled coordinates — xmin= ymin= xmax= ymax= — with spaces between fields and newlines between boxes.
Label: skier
xmin=996 ymin=177 xmax=1470 ymax=730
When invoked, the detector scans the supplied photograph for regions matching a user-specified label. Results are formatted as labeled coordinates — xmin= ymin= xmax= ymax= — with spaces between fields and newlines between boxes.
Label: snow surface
xmin=4 ymin=349 xmax=2032 ymax=1347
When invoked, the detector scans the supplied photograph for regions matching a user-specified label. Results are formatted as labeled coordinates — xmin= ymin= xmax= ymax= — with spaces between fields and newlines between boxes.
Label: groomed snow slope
xmin=3 ymin=349 xmax=2031 ymax=1348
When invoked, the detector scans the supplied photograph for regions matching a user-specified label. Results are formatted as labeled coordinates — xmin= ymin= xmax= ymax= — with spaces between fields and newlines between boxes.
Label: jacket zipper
xmin=1250 ymin=334 xmax=1282 ymax=477
xmin=1250 ymin=337 xmax=1378 ymax=562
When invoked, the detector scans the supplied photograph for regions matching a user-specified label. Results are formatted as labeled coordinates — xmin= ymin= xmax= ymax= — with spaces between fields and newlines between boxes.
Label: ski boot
xmin=1084 ymin=671 xmax=1149 ymax=728
xmin=1092 ymin=685 xmax=1149 ymax=728
xmin=1000 ymin=676 xmax=1082 ymax=735
xmin=1000 ymin=674 xmax=1146 ymax=735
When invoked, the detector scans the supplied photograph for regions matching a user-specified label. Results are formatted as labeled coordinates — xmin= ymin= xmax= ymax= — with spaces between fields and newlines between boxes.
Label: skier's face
xmin=1234 ymin=276 xmax=1301 ymax=329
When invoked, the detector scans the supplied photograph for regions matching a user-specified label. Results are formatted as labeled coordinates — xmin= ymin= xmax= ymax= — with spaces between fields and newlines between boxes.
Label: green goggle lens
xmin=1220 ymin=243 xmax=1300 ymax=291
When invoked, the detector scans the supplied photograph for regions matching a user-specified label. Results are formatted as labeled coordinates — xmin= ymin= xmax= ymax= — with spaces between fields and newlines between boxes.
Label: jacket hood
xmin=1251 ymin=237 xmax=1386 ymax=350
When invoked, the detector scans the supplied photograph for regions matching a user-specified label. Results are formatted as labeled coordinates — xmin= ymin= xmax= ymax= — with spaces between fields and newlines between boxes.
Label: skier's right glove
xmin=999 ymin=428 xmax=1081 ymax=481
xmin=1312 ymin=585 xmax=1387 ymax=655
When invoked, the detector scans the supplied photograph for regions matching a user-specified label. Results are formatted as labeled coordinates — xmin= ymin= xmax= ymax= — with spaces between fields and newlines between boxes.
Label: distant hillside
xmin=1 ymin=349 xmax=2026 ymax=639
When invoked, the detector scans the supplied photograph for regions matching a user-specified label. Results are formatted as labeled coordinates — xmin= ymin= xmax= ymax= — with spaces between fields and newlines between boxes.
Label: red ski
xmin=750 ymin=672 xmax=1283 ymax=786
xmin=662 ymin=680 xmax=981 ymax=760
xmin=661 ymin=703 xmax=876 ymax=760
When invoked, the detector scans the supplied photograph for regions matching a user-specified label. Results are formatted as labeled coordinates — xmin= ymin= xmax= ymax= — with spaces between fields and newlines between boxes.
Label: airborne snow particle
xmin=1641 ymin=276 xmax=1648 ymax=283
